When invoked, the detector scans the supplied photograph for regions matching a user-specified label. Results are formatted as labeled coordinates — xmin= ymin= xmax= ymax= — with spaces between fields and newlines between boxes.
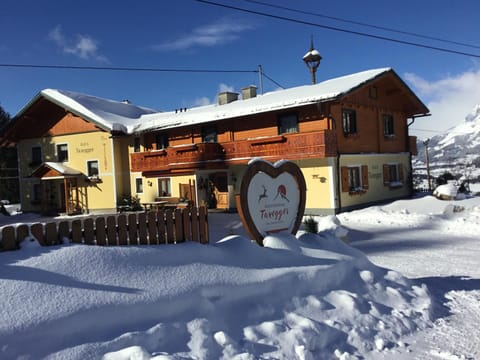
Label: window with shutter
xmin=341 ymin=165 xmax=367 ymax=194
xmin=383 ymin=163 xmax=404 ymax=188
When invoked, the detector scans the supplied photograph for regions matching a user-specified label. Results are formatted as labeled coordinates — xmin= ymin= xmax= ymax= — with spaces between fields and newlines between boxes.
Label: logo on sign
xmin=237 ymin=159 xmax=306 ymax=245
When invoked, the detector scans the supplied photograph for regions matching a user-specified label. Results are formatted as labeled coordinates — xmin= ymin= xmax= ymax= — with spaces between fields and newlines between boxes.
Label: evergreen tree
xmin=0 ymin=104 xmax=19 ymax=203
xmin=0 ymin=103 xmax=10 ymax=130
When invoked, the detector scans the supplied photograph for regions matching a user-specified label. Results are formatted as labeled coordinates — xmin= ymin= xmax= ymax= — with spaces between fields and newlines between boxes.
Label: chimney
xmin=241 ymin=85 xmax=257 ymax=100
xmin=218 ymin=91 xmax=239 ymax=105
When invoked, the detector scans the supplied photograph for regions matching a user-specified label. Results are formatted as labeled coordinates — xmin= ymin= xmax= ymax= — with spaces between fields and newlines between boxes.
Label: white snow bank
xmin=0 ymin=222 xmax=433 ymax=359
xmin=433 ymin=182 xmax=458 ymax=199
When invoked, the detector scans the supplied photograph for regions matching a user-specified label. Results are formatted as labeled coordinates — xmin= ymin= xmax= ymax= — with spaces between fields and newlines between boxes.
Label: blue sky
xmin=1 ymin=0 xmax=480 ymax=139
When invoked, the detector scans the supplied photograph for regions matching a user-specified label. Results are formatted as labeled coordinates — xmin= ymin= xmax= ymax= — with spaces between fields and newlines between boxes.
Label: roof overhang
xmin=31 ymin=162 xmax=85 ymax=180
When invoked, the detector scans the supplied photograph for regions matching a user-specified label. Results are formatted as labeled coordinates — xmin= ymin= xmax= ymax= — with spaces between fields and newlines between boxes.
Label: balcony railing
xmin=131 ymin=142 xmax=225 ymax=173
xmin=222 ymin=130 xmax=337 ymax=163
xmin=130 ymin=130 xmax=337 ymax=174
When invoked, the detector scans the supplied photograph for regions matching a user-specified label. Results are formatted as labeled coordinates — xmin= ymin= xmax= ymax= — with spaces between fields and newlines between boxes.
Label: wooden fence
xmin=0 ymin=207 xmax=208 ymax=252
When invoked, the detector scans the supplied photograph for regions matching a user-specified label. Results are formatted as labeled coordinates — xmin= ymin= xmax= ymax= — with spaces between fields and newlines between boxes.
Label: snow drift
xmin=0 ymin=215 xmax=434 ymax=359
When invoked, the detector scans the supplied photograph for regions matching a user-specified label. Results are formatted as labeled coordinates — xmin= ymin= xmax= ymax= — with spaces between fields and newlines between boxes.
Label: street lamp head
xmin=303 ymin=37 xmax=322 ymax=84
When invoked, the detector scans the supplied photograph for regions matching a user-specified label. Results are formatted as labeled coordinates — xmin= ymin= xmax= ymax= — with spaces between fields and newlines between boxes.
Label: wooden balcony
xmin=131 ymin=130 xmax=337 ymax=174
xmin=223 ymin=130 xmax=337 ymax=163
xmin=131 ymin=142 xmax=225 ymax=173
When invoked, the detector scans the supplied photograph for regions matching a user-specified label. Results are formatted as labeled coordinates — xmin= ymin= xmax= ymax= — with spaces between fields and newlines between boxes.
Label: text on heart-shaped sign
xmin=236 ymin=159 xmax=306 ymax=245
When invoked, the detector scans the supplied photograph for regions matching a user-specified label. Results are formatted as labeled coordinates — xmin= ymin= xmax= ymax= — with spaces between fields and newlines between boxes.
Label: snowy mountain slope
xmin=414 ymin=105 xmax=480 ymax=182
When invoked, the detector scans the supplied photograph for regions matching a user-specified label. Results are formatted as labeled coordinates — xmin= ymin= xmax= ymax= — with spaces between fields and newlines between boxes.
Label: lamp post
xmin=303 ymin=37 xmax=322 ymax=84
xmin=423 ymin=138 xmax=432 ymax=191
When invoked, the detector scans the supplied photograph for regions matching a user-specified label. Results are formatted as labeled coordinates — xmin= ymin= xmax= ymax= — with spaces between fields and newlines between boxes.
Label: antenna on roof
xmin=303 ymin=36 xmax=322 ymax=84
xmin=258 ymin=64 xmax=264 ymax=94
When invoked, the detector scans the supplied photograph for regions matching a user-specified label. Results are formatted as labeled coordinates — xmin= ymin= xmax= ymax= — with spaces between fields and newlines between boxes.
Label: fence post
xmin=84 ymin=218 xmax=95 ymax=245
xmin=58 ymin=221 xmax=70 ymax=244
xmin=117 ymin=214 xmax=128 ymax=245
xmin=128 ymin=213 xmax=137 ymax=245
xmin=165 ymin=209 xmax=175 ymax=244
xmin=31 ymin=223 xmax=45 ymax=246
xmin=183 ymin=208 xmax=192 ymax=242
xmin=138 ymin=212 xmax=148 ymax=245
xmin=16 ymin=224 xmax=29 ymax=246
xmin=199 ymin=206 xmax=209 ymax=244
xmin=191 ymin=207 xmax=199 ymax=242
xmin=157 ymin=209 xmax=166 ymax=244
xmin=106 ymin=216 xmax=117 ymax=246
xmin=45 ymin=222 xmax=58 ymax=246
xmin=96 ymin=217 xmax=107 ymax=246
xmin=147 ymin=211 xmax=157 ymax=245
xmin=71 ymin=220 xmax=83 ymax=243
xmin=1 ymin=226 xmax=16 ymax=251
xmin=174 ymin=208 xmax=184 ymax=243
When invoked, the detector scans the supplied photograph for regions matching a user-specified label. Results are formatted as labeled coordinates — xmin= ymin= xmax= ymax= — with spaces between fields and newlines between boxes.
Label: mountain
xmin=413 ymin=105 xmax=480 ymax=188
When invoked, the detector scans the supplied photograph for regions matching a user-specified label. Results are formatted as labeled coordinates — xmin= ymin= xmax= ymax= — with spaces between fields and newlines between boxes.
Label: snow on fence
xmin=0 ymin=207 xmax=209 ymax=251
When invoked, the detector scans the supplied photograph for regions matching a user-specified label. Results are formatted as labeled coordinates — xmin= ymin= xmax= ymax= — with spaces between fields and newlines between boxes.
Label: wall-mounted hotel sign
xmin=237 ymin=159 xmax=306 ymax=246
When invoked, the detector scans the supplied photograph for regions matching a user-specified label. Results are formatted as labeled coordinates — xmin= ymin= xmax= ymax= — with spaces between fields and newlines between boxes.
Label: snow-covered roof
xmin=133 ymin=67 xmax=392 ymax=134
xmin=16 ymin=68 xmax=393 ymax=135
xmin=31 ymin=162 xmax=84 ymax=178
xmin=26 ymin=89 xmax=158 ymax=133
xmin=44 ymin=162 xmax=83 ymax=176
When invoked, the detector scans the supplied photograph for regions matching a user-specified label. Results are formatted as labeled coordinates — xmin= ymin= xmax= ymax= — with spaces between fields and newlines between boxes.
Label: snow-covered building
xmin=4 ymin=68 xmax=429 ymax=214
xmin=3 ymin=90 xmax=157 ymax=214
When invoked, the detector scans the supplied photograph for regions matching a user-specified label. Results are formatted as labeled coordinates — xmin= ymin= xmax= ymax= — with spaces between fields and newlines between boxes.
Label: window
xmin=383 ymin=164 xmax=404 ymax=187
xmin=31 ymin=146 xmax=42 ymax=166
xmin=158 ymin=178 xmax=171 ymax=197
xmin=202 ymin=126 xmax=217 ymax=143
xmin=342 ymin=109 xmax=357 ymax=134
xmin=135 ymin=178 xmax=144 ymax=193
xmin=383 ymin=114 xmax=395 ymax=136
xmin=87 ymin=160 xmax=99 ymax=177
xmin=348 ymin=167 xmax=361 ymax=191
xmin=369 ymin=86 xmax=378 ymax=99
xmin=341 ymin=165 xmax=369 ymax=193
xmin=277 ymin=113 xmax=299 ymax=134
xmin=56 ymin=143 xmax=69 ymax=162
xmin=155 ymin=133 xmax=169 ymax=150
xmin=134 ymin=137 xmax=141 ymax=152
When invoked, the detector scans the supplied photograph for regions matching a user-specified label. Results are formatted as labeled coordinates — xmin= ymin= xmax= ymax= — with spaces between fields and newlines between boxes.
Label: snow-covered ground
xmin=1 ymin=191 xmax=479 ymax=360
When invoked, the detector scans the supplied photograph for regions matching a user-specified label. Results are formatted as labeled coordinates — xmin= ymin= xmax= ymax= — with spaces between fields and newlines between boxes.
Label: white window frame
xmin=86 ymin=160 xmax=99 ymax=178
xmin=56 ymin=143 xmax=69 ymax=162
xmin=135 ymin=177 xmax=144 ymax=194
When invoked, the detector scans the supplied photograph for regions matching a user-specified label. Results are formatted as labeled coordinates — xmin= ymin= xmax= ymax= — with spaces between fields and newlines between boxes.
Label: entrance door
xmin=209 ymin=172 xmax=228 ymax=209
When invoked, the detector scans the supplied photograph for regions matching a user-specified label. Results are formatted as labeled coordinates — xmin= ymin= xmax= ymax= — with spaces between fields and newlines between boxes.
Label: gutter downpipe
xmin=407 ymin=113 xmax=431 ymax=196
xmin=326 ymin=111 xmax=342 ymax=214
xmin=336 ymin=151 xmax=342 ymax=214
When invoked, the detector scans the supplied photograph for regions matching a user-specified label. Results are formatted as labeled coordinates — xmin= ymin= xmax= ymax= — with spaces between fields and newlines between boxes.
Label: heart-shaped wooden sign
xmin=237 ymin=159 xmax=306 ymax=246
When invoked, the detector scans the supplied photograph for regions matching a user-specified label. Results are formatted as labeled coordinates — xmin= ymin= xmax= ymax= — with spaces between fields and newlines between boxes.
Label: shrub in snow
xmin=303 ymin=216 xmax=318 ymax=233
